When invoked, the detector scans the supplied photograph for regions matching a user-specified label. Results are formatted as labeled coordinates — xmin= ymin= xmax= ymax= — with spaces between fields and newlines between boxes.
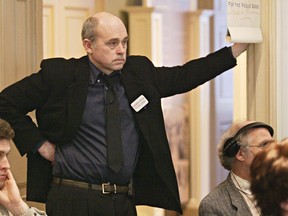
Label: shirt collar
xmin=89 ymin=60 xmax=101 ymax=84
xmin=231 ymin=171 xmax=252 ymax=195
xmin=88 ymin=59 xmax=121 ymax=84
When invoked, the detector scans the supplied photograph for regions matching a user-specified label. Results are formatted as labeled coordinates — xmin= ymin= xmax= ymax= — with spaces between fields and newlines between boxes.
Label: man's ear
xmin=235 ymin=147 xmax=245 ymax=161
xmin=83 ymin=39 xmax=93 ymax=54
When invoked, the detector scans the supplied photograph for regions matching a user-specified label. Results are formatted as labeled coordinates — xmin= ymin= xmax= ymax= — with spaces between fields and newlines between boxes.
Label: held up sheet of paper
xmin=226 ymin=0 xmax=262 ymax=43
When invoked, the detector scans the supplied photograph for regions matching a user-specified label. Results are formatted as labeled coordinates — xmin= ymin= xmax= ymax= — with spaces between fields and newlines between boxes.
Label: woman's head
xmin=250 ymin=141 xmax=288 ymax=216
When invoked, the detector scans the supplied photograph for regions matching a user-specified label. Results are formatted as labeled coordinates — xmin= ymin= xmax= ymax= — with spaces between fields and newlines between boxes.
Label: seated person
xmin=199 ymin=120 xmax=274 ymax=216
xmin=0 ymin=119 xmax=46 ymax=216
xmin=250 ymin=139 xmax=288 ymax=216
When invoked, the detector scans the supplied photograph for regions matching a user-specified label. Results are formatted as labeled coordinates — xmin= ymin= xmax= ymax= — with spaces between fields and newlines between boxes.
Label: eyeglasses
xmin=246 ymin=141 xmax=273 ymax=149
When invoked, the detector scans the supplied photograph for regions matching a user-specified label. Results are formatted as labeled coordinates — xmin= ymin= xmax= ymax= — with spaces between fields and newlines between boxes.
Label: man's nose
xmin=1 ymin=156 xmax=10 ymax=169
xmin=116 ymin=44 xmax=125 ymax=54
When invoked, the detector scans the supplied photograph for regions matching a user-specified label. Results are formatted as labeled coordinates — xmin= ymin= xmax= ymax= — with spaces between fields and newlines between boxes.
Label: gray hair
xmin=81 ymin=16 xmax=99 ymax=43
xmin=217 ymin=120 xmax=253 ymax=170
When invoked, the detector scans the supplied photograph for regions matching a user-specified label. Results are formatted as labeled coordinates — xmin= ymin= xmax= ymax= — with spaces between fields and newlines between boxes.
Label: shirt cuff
xmin=227 ymin=46 xmax=235 ymax=59
xmin=32 ymin=140 xmax=46 ymax=153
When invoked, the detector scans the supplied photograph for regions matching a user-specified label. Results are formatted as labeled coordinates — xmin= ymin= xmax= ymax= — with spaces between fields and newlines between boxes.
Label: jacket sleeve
xmin=151 ymin=46 xmax=237 ymax=97
xmin=0 ymin=57 xmax=83 ymax=156
xmin=198 ymin=200 xmax=225 ymax=216
xmin=0 ymin=63 xmax=50 ymax=155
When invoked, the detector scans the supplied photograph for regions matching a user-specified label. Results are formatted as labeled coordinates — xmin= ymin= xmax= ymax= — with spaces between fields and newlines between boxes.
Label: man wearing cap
xmin=198 ymin=120 xmax=274 ymax=216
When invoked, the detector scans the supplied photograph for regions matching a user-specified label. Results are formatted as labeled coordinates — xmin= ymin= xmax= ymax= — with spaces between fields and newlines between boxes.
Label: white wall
xmin=277 ymin=0 xmax=288 ymax=139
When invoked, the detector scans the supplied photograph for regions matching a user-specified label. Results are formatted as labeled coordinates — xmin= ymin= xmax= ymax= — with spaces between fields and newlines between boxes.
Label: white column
xmin=125 ymin=6 xmax=163 ymax=66
xmin=276 ymin=0 xmax=288 ymax=139
xmin=186 ymin=10 xmax=213 ymax=215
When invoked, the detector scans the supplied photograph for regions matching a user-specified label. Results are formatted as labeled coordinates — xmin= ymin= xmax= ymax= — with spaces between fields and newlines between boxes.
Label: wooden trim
xmin=186 ymin=10 xmax=213 ymax=214
xmin=246 ymin=0 xmax=277 ymax=130
xmin=0 ymin=0 xmax=4 ymax=89
xmin=276 ymin=1 xmax=288 ymax=138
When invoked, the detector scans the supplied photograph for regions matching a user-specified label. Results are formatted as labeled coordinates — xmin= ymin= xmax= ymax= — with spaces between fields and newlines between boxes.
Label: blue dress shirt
xmin=52 ymin=60 xmax=140 ymax=185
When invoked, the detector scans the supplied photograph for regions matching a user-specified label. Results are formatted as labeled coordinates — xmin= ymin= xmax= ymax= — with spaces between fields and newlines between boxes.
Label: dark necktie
xmin=103 ymin=74 xmax=123 ymax=173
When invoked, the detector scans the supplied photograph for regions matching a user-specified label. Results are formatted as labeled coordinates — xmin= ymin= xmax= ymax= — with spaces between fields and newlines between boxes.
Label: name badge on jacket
xmin=131 ymin=95 xmax=148 ymax=112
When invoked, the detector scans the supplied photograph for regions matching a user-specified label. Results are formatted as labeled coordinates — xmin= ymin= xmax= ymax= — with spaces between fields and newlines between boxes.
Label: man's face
xmin=86 ymin=19 xmax=128 ymax=75
xmin=242 ymin=128 xmax=274 ymax=166
xmin=0 ymin=139 xmax=10 ymax=189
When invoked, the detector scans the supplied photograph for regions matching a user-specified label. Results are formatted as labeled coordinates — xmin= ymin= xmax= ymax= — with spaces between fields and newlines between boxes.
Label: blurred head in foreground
xmin=250 ymin=139 xmax=288 ymax=216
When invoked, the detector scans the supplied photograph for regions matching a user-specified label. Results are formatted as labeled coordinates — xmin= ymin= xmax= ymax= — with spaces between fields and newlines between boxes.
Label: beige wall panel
xmin=63 ymin=8 xmax=90 ymax=57
xmin=126 ymin=7 xmax=154 ymax=58
xmin=247 ymin=0 xmax=277 ymax=129
xmin=104 ymin=0 xmax=126 ymax=17
xmin=1 ymin=1 xmax=17 ymax=88
xmin=198 ymin=0 xmax=213 ymax=9
xmin=43 ymin=6 xmax=55 ymax=58
xmin=186 ymin=10 xmax=213 ymax=216
xmin=43 ymin=0 xmax=95 ymax=58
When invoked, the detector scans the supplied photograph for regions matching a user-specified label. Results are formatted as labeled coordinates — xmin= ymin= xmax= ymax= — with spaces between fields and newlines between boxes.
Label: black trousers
xmin=46 ymin=183 xmax=137 ymax=216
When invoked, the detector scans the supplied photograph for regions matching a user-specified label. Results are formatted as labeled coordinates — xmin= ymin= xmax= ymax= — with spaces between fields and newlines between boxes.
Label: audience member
xmin=0 ymin=119 xmax=46 ymax=216
xmin=199 ymin=120 xmax=274 ymax=216
xmin=251 ymin=140 xmax=288 ymax=216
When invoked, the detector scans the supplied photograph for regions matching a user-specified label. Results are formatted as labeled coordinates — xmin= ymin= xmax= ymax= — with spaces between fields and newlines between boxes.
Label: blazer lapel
xmin=227 ymin=174 xmax=253 ymax=216
xmin=65 ymin=56 xmax=90 ymax=141
xmin=121 ymin=70 xmax=150 ymax=140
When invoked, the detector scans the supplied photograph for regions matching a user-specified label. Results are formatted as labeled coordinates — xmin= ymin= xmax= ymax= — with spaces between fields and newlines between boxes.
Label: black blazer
xmin=0 ymin=47 xmax=236 ymax=214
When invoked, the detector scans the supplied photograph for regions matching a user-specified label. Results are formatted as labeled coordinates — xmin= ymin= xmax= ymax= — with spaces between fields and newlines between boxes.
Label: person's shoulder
xmin=200 ymin=179 xmax=230 ymax=206
xmin=127 ymin=55 xmax=149 ymax=60
xmin=38 ymin=56 xmax=89 ymax=78
xmin=126 ymin=55 xmax=151 ymax=65
xmin=124 ymin=56 xmax=155 ymax=73
xmin=41 ymin=55 xmax=88 ymax=67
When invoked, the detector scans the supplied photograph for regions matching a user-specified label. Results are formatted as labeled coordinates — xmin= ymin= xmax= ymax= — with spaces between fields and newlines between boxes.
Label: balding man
xmin=0 ymin=12 xmax=247 ymax=215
